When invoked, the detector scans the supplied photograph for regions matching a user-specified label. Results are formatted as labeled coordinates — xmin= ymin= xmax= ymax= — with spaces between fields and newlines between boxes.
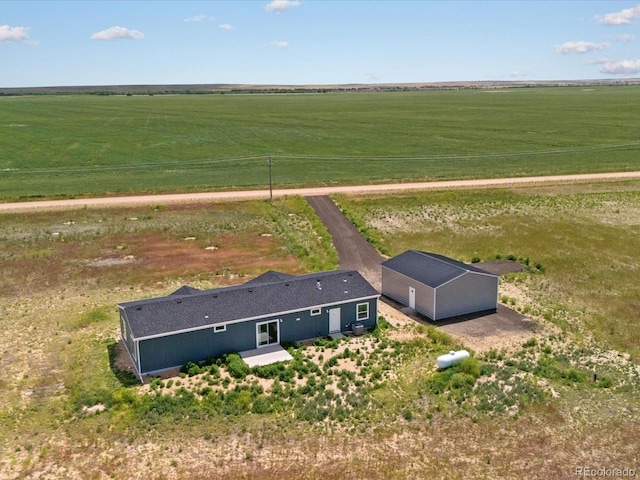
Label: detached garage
xmin=381 ymin=250 xmax=498 ymax=321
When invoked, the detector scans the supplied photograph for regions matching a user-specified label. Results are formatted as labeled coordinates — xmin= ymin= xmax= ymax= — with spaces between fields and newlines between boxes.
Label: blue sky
xmin=1 ymin=1 xmax=639 ymax=87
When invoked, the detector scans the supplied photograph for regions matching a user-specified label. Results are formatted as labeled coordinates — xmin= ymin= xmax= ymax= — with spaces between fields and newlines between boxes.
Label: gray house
xmin=381 ymin=250 xmax=498 ymax=321
xmin=118 ymin=270 xmax=379 ymax=380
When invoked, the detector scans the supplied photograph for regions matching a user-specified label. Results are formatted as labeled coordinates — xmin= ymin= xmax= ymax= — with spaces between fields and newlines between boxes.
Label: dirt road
xmin=1 ymin=171 xmax=638 ymax=212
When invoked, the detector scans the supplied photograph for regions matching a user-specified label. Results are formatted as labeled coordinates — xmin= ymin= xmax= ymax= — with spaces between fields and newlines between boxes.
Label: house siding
xmin=139 ymin=320 xmax=256 ymax=374
xmin=137 ymin=298 xmax=378 ymax=375
xmin=435 ymin=272 xmax=498 ymax=320
xmin=382 ymin=266 xmax=435 ymax=318
xmin=119 ymin=309 xmax=139 ymax=372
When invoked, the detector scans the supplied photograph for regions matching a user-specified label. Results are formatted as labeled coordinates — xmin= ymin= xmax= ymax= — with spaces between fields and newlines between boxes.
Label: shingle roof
xmin=118 ymin=270 xmax=378 ymax=340
xmin=381 ymin=250 xmax=496 ymax=288
xmin=243 ymin=270 xmax=296 ymax=286
xmin=170 ymin=285 xmax=203 ymax=296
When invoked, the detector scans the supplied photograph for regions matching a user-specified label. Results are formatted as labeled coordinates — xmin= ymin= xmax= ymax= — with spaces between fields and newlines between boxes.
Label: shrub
xmin=111 ymin=387 xmax=139 ymax=408
xmin=252 ymin=362 xmax=286 ymax=379
xmin=324 ymin=356 xmax=339 ymax=370
xmin=225 ymin=353 xmax=249 ymax=379
xmin=597 ymin=377 xmax=612 ymax=388
xmin=252 ymin=395 xmax=274 ymax=414
xmin=426 ymin=326 xmax=454 ymax=346
xmin=471 ymin=256 xmax=481 ymax=263
xmin=458 ymin=357 xmax=481 ymax=378
xmin=181 ymin=361 xmax=202 ymax=377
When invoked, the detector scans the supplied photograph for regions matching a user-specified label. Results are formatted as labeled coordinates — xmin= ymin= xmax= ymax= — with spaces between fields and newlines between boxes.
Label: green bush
xmin=324 ymin=356 xmax=339 ymax=370
xmin=251 ymin=395 xmax=274 ymax=414
xmin=225 ymin=354 xmax=249 ymax=379
xmin=458 ymin=357 xmax=481 ymax=378
xmin=426 ymin=326 xmax=454 ymax=346
xmin=181 ymin=361 xmax=202 ymax=377
xmin=450 ymin=372 xmax=476 ymax=389
xmin=252 ymin=362 xmax=286 ymax=379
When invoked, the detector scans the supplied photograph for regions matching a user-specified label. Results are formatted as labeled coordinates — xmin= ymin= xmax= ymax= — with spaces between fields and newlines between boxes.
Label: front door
xmin=257 ymin=320 xmax=279 ymax=348
xmin=409 ymin=286 xmax=416 ymax=309
xmin=329 ymin=308 xmax=341 ymax=333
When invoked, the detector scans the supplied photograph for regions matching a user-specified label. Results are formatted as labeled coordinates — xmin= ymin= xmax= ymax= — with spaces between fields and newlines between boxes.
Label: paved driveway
xmin=305 ymin=195 xmax=385 ymax=291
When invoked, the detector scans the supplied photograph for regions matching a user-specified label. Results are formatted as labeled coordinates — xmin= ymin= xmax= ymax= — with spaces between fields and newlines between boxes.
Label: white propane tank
xmin=436 ymin=350 xmax=470 ymax=369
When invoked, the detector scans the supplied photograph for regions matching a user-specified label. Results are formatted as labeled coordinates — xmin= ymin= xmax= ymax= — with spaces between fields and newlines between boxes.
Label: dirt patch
xmin=474 ymin=260 xmax=523 ymax=276
xmin=380 ymin=298 xmax=537 ymax=353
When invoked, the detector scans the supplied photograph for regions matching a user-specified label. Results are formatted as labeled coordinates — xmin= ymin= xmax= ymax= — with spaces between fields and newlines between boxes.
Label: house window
xmin=256 ymin=320 xmax=279 ymax=347
xmin=357 ymin=303 xmax=369 ymax=321
xmin=214 ymin=324 xmax=226 ymax=333
xmin=310 ymin=308 xmax=321 ymax=316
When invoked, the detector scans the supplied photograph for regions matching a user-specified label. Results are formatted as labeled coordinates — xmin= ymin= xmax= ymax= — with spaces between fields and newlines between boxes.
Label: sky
xmin=1 ymin=0 xmax=639 ymax=88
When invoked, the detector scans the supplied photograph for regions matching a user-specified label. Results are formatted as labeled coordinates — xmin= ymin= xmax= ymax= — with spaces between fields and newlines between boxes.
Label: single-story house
xmin=118 ymin=270 xmax=379 ymax=380
xmin=381 ymin=250 xmax=498 ymax=321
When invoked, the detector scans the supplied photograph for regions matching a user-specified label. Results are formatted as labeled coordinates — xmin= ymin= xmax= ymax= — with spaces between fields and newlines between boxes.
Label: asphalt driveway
xmin=305 ymin=195 xmax=385 ymax=291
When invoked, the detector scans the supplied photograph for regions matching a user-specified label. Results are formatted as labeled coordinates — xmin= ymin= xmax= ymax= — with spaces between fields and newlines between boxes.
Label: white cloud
xmin=597 ymin=4 xmax=640 ymax=26
xmin=219 ymin=24 xmax=235 ymax=31
xmin=90 ymin=26 xmax=144 ymax=41
xmin=0 ymin=25 xmax=30 ymax=43
xmin=184 ymin=15 xmax=213 ymax=23
xmin=271 ymin=41 xmax=289 ymax=48
xmin=599 ymin=59 xmax=640 ymax=75
xmin=554 ymin=41 xmax=610 ymax=54
xmin=265 ymin=0 xmax=301 ymax=13
xmin=510 ymin=71 xmax=528 ymax=78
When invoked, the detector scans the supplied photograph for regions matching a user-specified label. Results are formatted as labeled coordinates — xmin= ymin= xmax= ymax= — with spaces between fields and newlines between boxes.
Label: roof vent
xmin=205 ymin=315 xmax=209 ymax=319
xmin=136 ymin=306 xmax=142 ymax=311
xmin=213 ymin=293 xmax=218 ymax=298
xmin=316 ymin=281 xmax=322 ymax=291
xmin=344 ymin=289 xmax=348 ymax=294
xmin=177 ymin=300 xmax=182 ymax=304
xmin=248 ymin=287 xmax=254 ymax=293
xmin=343 ymin=278 xmax=347 ymax=282
xmin=285 ymin=282 xmax=290 ymax=286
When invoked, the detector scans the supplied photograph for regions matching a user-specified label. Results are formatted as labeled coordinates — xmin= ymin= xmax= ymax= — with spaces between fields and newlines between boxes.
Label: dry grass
xmin=2 ymin=187 xmax=640 ymax=479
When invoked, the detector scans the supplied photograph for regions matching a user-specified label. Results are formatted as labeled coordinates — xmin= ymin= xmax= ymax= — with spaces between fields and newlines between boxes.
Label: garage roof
xmin=381 ymin=250 xmax=497 ymax=288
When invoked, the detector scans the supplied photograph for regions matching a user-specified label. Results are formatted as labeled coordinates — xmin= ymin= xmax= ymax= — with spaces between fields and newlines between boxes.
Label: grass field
xmin=335 ymin=179 xmax=640 ymax=361
xmin=1 ymin=86 xmax=639 ymax=200
xmin=1 ymin=181 xmax=639 ymax=479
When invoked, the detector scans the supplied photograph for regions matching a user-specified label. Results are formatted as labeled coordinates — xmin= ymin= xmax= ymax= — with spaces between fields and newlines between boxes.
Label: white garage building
xmin=381 ymin=250 xmax=498 ymax=321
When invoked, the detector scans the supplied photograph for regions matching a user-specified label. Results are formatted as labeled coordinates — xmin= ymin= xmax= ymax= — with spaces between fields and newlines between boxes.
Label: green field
xmin=335 ymin=179 xmax=640 ymax=361
xmin=1 ymin=86 xmax=639 ymax=200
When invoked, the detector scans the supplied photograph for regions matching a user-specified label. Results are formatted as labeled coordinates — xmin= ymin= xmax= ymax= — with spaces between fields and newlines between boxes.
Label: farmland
xmin=1 ymin=85 xmax=639 ymax=478
xmin=1 ymin=86 xmax=639 ymax=201
xmin=1 ymin=179 xmax=639 ymax=479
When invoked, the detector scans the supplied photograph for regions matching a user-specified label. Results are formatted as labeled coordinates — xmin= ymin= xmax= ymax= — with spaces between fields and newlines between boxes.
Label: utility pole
xmin=268 ymin=153 xmax=273 ymax=201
